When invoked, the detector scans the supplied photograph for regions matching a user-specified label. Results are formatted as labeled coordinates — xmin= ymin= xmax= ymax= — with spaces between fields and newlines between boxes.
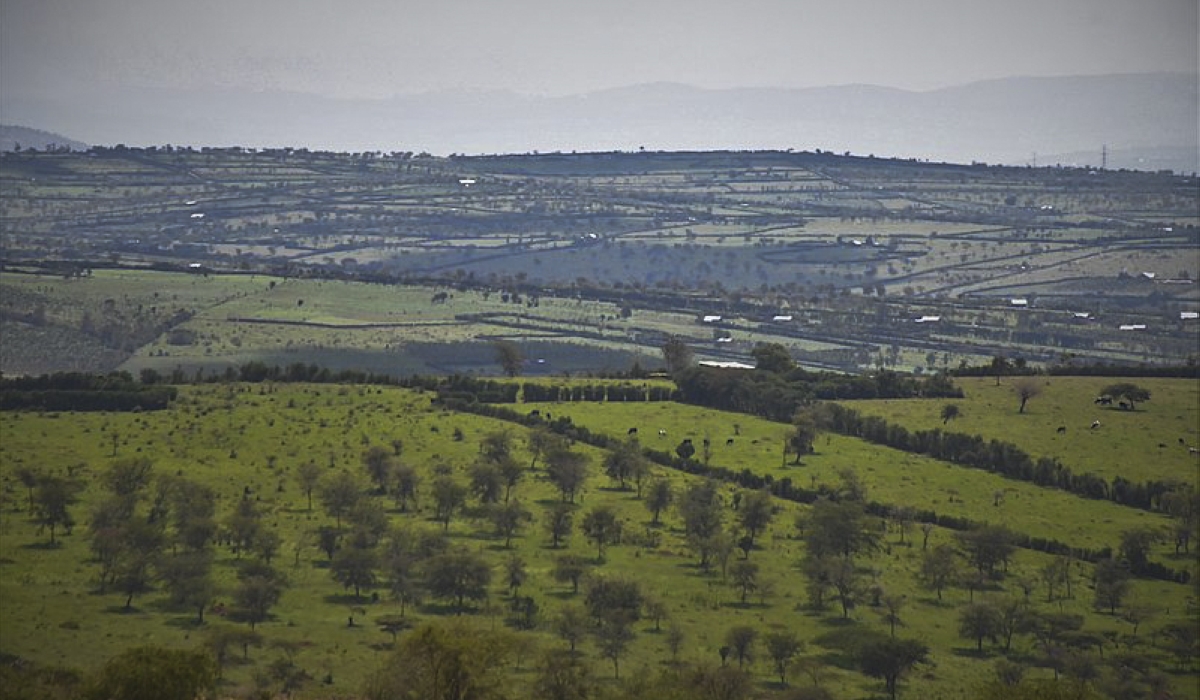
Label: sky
xmin=2 ymin=0 xmax=1197 ymax=101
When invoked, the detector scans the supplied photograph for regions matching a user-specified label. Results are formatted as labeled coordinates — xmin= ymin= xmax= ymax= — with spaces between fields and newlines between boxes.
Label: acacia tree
xmin=361 ymin=446 xmax=394 ymax=494
xmin=737 ymin=489 xmax=774 ymax=552
xmin=430 ymin=475 xmax=467 ymax=531
xmin=765 ymin=630 xmax=804 ymax=685
xmin=32 ymin=474 xmax=79 ymax=545
xmin=582 ymin=505 xmax=622 ymax=559
xmin=546 ymin=448 xmax=588 ymax=503
xmin=646 ymin=479 xmax=673 ymax=525
xmin=858 ymin=636 xmax=929 ymax=700
xmin=1102 ymin=382 xmax=1152 ymax=410
xmin=544 ymin=502 xmax=574 ymax=548
xmin=1012 ymin=377 xmax=1042 ymax=414
xmin=295 ymin=461 xmax=323 ymax=512
xmin=940 ymin=404 xmax=961 ymax=425
xmin=425 ymin=550 xmax=492 ymax=613
xmin=318 ymin=471 xmax=363 ymax=528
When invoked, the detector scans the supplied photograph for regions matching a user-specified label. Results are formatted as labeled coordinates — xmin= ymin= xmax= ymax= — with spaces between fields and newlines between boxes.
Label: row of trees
xmin=821 ymin=402 xmax=1189 ymax=520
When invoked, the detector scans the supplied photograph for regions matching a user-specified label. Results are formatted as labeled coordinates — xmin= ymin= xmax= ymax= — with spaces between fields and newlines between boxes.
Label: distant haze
xmin=0 ymin=0 xmax=1196 ymax=167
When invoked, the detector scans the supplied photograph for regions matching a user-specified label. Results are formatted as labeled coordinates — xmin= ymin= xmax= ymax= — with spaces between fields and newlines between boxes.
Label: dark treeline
xmin=0 ymin=371 xmax=177 ymax=411
xmin=672 ymin=365 xmax=962 ymax=422
xmin=521 ymin=382 xmax=676 ymax=403
xmin=435 ymin=396 xmax=1189 ymax=583
xmin=822 ymin=403 xmax=1182 ymax=517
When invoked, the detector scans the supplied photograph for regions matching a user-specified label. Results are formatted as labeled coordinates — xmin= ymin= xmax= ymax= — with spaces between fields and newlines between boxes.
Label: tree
xmin=803 ymin=498 xmax=878 ymax=561
xmin=318 ymin=470 xmax=363 ymax=528
xmin=295 ymin=460 xmax=323 ymax=512
xmin=1117 ymin=527 xmax=1160 ymax=574
xmin=331 ymin=544 xmax=378 ymax=600
xmin=725 ymin=625 xmax=757 ymax=668
xmin=675 ymin=439 xmax=696 ymax=462
xmin=31 ymin=474 xmax=79 ymax=545
xmin=729 ymin=560 xmax=759 ymax=604
xmin=958 ymin=525 xmax=1016 ymax=578
xmin=391 ymin=461 xmax=420 ymax=512
xmin=1012 ymin=377 xmax=1042 ymax=414
xmin=959 ymin=601 xmax=1002 ymax=651
xmin=363 ymin=620 xmax=512 ymax=700
xmin=880 ymin=593 xmax=906 ymax=637
xmin=857 ymin=636 xmax=929 ymax=700
xmin=751 ymin=342 xmax=794 ymax=373
xmin=1092 ymin=558 xmax=1131 ymax=615
xmin=581 ymin=505 xmax=623 ymax=559
xmin=678 ymin=482 xmax=724 ymax=569
xmin=737 ymin=489 xmax=774 ymax=552
xmin=431 ymin=475 xmax=467 ymax=530
xmin=527 ymin=427 xmax=566 ymax=470
xmin=158 ymin=551 xmax=215 ymax=623
xmin=233 ymin=564 xmax=285 ymax=629
xmin=544 ymin=502 xmax=574 ymax=548
xmin=765 ymin=630 xmax=804 ymax=685
xmin=940 ymin=403 xmax=961 ymax=425
xmin=83 ymin=647 xmax=216 ymax=700
xmin=493 ymin=339 xmax=524 ymax=377
xmin=662 ymin=335 xmax=693 ymax=375
xmin=546 ymin=447 xmax=588 ymax=503
xmin=488 ymin=499 xmax=532 ymax=548
xmin=788 ymin=409 xmax=822 ymax=463
xmin=920 ymin=544 xmax=959 ymax=600
xmin=469 ymin=460 xmax=503 ymax=505
xmin=376 ymin=614 xmax=411 ymax=645
xmin=646 ymin=479 xmax=674 ymax=525
xmin=554 ymin=604 xmax=589 ymax=652
xmin=1101 ymin=382 xmax=1151 ymax=410
xmin=584 ymin=576 xmax=642 ymax=626
xmin=533 ymin=648 xmax=592 ymax=700
xmin=361 ymin=445 xmax=394 ymax=494
xmin=425 ymin=550 xmax=492 ymax=612
xmin=604 ymin=439 xmax=646 ymax=491
xmin=595 ymin=617 xmax=635 ymax=679
xmin=553 ymin=554 xmax=591 ymax=593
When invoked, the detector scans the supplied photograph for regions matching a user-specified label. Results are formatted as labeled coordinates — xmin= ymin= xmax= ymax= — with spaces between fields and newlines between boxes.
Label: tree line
xmin=821 ymin=403 xmax=1184 ymax=517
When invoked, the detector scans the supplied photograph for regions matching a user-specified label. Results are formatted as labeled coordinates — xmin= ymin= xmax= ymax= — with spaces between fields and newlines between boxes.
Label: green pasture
xmin=849 ymin=376 xmax=1200 ymax=488
xmin=519 ymin=400 xmax=1187 ymax=558
xmin=2 ymin=384 xmax=1195 ymax=698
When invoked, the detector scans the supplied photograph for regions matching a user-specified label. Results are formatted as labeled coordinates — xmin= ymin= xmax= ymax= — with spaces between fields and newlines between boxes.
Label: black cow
xmin=628 ymin=427 xmax=638 ymax=435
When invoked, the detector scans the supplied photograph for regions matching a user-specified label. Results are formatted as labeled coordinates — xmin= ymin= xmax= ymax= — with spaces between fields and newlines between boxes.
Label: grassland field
xmin=0 ymin=377 xmax=1196 ymax=699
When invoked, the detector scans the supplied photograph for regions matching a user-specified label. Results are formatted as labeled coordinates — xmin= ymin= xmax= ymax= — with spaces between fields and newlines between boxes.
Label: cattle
xmin=1095 ymin=396 xmax=1113 ymax=405
xmin=658 ymin=429 xmax=667 ymax=437
xmin=1118 ymin=401 xmax=1130 ymax=410
xmin=1056 ymin=426 xmax=1066 ymax=434
xmin=726 ymin=438 xmax=735 ymax=446
xmin=1090 ymin=420 xmax=1101 ymax=429
xmin=1190 ymin=447 xmax=1200 ymax=455
xmin=628 ymin=427 xmax=638 ymax=435
xmin=529 ymin=409 xmax=541 ymax=418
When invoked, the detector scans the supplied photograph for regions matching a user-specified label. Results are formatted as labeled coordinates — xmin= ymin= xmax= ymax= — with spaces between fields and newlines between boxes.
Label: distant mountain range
xmin=2 ymin=73 xmax=1195 ymax=172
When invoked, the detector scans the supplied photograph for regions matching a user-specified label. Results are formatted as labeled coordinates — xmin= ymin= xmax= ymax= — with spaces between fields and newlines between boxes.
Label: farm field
xmin=0 ymin=380 xmax=1196 ymax=699
xmin=3 ymin=148 xmax=1198 ymax=379
xmin=846 ymin=376 xmax=1200 ymax=488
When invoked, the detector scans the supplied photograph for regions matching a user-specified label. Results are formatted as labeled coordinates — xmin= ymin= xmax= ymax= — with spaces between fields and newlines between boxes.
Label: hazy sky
xmin=2 ymin=0 xmax=1197 ymax=99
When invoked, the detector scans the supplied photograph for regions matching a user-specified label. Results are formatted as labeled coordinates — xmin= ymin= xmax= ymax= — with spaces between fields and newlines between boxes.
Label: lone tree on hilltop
xmin=1101 ymin=382 xmax=1151 ymax=410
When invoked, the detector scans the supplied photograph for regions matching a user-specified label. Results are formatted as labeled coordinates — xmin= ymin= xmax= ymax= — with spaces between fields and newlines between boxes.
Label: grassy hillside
xmin=0 ymin=379 xmax=1196 ymax=698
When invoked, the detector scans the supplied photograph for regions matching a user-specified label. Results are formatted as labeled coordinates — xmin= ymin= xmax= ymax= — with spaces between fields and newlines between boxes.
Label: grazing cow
xmin=658 ymin=429 xmax=667 ymax=437
xmin=1095 ymin=396 xmax=1113 ymax=405
xmin=1056 ymin=426 xmax=1066 ymax=434
xmin=1091 ymin=420 xmax=1101 ymax=429
xmin=628 ymin=427 xmax=638 ymax=435
xmin=1159 ymin=443 xmax=1167 ymax=448
xmin=529 ymin=409 xmax=541 ymax=418
xmin=726 ymin=438 xmax=735 ymax=446
xmin=1190 ymin=447 xmax=1200 ymax=455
